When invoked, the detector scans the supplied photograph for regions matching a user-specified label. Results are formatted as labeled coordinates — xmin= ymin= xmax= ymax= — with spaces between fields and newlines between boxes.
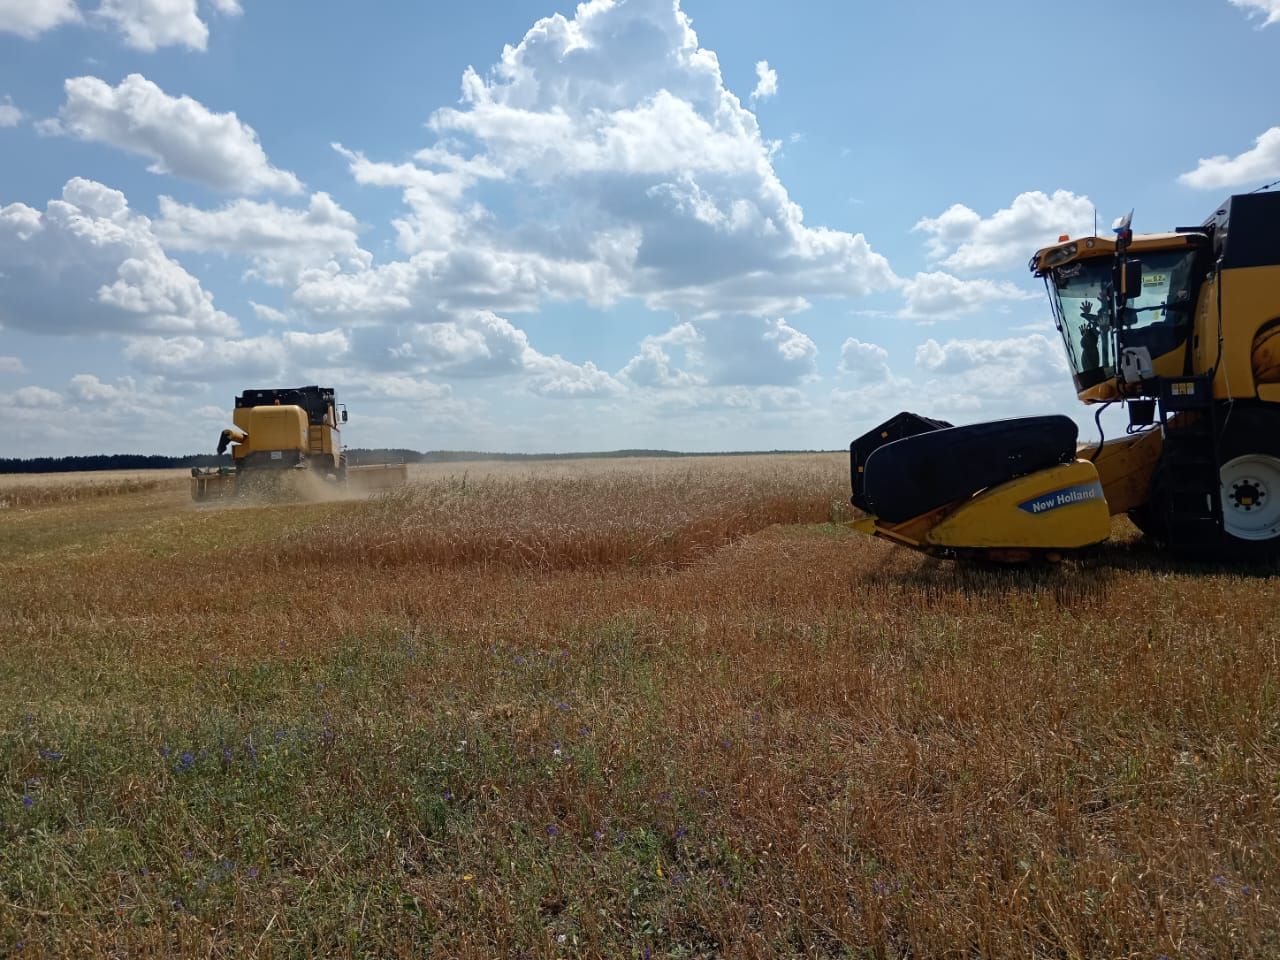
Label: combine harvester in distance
xmin=850 ymin=190 xmax=1280 ymax=561
xmin=191 ymin=385 xmax=407 ymax=501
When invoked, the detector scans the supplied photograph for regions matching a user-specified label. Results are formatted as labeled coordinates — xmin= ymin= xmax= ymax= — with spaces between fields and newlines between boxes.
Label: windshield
xmin=1047 ymin=250 xmax=1198 ymax=389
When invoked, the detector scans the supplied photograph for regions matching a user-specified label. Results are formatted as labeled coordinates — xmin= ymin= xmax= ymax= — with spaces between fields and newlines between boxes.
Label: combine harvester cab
xmin=191 ymin=385 xmax=408 ymax=502
xmin=848 ymin=188 xmax=1280 ymax=562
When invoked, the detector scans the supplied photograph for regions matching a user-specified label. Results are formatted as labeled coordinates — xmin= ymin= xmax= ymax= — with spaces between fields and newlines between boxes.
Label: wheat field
xmin=1 ymin=455 xmax=1277 ymax=958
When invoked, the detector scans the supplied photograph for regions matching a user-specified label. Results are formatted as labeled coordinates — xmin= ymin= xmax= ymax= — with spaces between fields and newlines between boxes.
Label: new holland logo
xmin=1018 ymin=481 xmax=1104 ymax=515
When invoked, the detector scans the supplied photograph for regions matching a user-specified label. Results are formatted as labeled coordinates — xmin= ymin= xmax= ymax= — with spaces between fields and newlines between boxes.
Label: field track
xmin=1 ymin=454 xmax=1277 ymax=957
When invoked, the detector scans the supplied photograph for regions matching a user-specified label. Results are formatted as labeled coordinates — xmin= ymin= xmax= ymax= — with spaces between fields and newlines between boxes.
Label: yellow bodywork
xmin=231 ymin=405 xmax=310 ymax=460
xmin=926 ymin=460 xmax=1110 ymax=550
xmin=852 ymin=459 xmax=1112 ymax=557
xmin=1086 ymin=428 xmax=1163 ymax=515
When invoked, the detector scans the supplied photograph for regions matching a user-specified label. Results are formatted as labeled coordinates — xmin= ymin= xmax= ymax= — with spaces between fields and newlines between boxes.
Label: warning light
xmin=1058 ymin=234 xmax=1070 ymax=242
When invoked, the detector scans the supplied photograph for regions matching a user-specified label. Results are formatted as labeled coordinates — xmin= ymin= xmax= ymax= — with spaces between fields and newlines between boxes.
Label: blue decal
xmin=1017 ymin=481 xmax=1104 ymax=515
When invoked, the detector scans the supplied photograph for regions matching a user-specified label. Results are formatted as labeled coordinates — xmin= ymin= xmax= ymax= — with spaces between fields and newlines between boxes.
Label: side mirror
xmin=1115 ymin=260 xmax=1142 ymax=303
xmin=341 ymin=408 xmax=349 ymax=423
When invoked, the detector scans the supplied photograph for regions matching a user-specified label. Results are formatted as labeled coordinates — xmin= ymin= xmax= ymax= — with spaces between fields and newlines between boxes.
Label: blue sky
xmin=2 ymin=0 xmax=1279 ymax=456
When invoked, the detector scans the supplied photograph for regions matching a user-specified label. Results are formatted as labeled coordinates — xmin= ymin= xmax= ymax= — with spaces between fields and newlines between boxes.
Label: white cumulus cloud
xmin=315 ymin=0 xmax=894 ymax=326
xmin=1179 ymin=126 xmax=1280 ymax=190
xmin=1230 ymin=0 xmax=1280 ymax=26
xmin=620 ymin=315 xmax=816 ymax=391
xmin=0 ymin=355 xmax=26 ymax=373
xmin=750 ymin=59 xmax=777 ymax=103
xmin=914 ymin=190 xmax=1095 ymax=273
xmin=838 ymin=337 xmax=892 ymax=384
xmin=155 ymin=192 xmax=369 ymax=285
xmin=914 ymin=333 xmax=1070 ymax=414
xmin=48 ymin=74 xmax=302 ymax=194
xmin=250 ymin=301 xmax=288 ymax=324
xmin=0 ymin=177 xmax=237 ymax=336
xmin=0 ymin=95 xmax=22 ymax=127
xmin=95 ymin=0 xmax=208 ymax=51
xmin=0 ymin=0 xmax=81 ymax=39
xmin=899 ymin=271 xmax=1035 ymax=322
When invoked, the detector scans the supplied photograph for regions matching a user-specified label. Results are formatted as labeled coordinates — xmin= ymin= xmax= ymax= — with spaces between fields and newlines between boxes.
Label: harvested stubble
xmin=0 ymin=454 xmax=1278 ymax=958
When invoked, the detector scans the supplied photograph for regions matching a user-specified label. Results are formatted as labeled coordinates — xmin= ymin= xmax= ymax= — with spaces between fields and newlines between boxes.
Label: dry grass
xmin=0 ymin=454 xmax=1277 ymax=958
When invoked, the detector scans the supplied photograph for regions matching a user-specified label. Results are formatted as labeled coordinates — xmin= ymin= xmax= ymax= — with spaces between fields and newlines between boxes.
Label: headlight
xmin=1043 ymin=242 xmax=1078 ymax=268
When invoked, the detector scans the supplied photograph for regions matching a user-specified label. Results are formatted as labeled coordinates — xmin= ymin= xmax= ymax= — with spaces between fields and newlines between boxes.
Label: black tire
xmin=1215 ymin=407 xmax=1280 ymax=560
xmin=1127 ymin=499 xmax=1166 ymax=541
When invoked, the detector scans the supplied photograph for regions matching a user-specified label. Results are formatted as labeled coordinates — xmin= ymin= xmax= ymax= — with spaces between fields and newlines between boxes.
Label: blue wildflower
xmin=21 ymin=795 xmax=33 ymax=808
xmin=174 ymin=752 xmax=195 ymax=773
xmin=556 ymin=701 xmax=570 ymax=712
xmin=546 ymin=824 xmax=559 ymax=837
xmin=38 ymin=748 xmax=62 ymax=762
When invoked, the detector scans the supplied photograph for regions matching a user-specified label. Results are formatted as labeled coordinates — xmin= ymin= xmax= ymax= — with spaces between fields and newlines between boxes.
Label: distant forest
xmin=0 ymin=448 xmax=830 ymax=475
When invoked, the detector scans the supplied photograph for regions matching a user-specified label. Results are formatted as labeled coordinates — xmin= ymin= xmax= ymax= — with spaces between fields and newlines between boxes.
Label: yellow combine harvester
xmin=850 ymin=190 xmax=1280 ymax=560
xmin=191 ymin=385 xmax=407 ymax=501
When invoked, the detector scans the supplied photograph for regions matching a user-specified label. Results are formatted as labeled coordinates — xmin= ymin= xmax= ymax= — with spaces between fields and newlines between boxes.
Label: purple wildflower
xmin=174 ymin=752 xmax=195 ymax=773
xmin=546 ymin=824 xmax=559 ymax=837
xmin=247 ymin=867 xmax=259 ymax=879
xmin=556 ymin=701 xmax=570 ymax=712
xmin=181 ymin=849 xmax=194 ymax=861
xmin=21 ymin=795 xmax=33 ymax=808
xmin=441 ymin=789 xmax=454 ymax=802
xmin=39 ymin=748 xmax=62 ymax=762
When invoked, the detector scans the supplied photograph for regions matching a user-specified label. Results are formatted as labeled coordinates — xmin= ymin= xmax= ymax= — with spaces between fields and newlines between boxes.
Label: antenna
xmin=1093 ymin=207 xmax=1097 ymax=237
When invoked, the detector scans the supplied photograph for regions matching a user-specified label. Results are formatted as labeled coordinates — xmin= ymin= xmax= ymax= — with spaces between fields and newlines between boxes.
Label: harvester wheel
xmin=1127 ymin=497 xmax=1167 ymax=542
xmin=1217 ymin=408 xmax=1280 ymax=558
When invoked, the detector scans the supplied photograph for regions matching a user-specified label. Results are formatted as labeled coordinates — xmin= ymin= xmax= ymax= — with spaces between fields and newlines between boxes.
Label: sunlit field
xmin=1 ymin=455 xmax=1277 ymax=957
